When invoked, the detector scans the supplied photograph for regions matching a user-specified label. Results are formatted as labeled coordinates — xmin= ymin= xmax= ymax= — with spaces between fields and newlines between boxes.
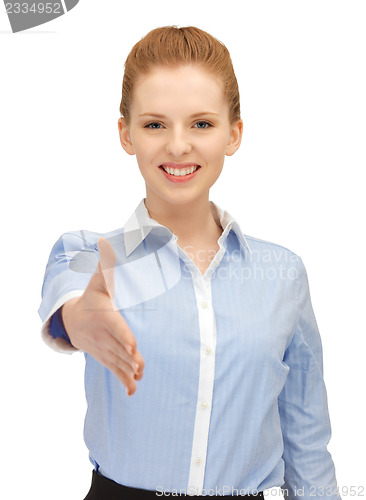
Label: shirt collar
xmin=123 ymin=198 xmax=252 ymax=257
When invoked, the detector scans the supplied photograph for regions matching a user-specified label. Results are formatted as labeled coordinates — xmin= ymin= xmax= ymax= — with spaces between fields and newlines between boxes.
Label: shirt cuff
xmin=50 ymin=306 xmax=71 ymax=343
xmin=40 ymin=290 xmax=85 ymax=354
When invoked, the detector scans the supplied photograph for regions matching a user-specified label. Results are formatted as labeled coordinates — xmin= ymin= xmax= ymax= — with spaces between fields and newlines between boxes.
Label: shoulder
xmin=242 ymin=234 xmax=308 ymax=297
xmin=244 ymin=234 xmax=301 ymax=264
xmin=47 ymin=227 xmax=126 ymax=274
xmin=56 ymin=227 xmax=125 ymax=252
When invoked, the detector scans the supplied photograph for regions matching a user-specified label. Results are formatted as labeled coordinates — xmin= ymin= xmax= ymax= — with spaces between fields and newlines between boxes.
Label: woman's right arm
xmin=60 ymin=242 xmax=145 ymax=396
xmin=39 ymin=234 xmax=144 ymax=396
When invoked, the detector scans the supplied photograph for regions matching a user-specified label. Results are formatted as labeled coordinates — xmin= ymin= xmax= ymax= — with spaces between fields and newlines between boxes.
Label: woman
xmin=38 ymin=26 xmax=342 ymax=499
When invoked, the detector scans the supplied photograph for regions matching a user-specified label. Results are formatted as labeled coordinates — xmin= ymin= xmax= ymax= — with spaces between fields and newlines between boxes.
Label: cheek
xmin=203 ymin=135 xmax=228 ymax=160
xmin=133 ymin=135 xmax=156 ymax=161
xmin=134 ymin=134 xmax=161 ymax=158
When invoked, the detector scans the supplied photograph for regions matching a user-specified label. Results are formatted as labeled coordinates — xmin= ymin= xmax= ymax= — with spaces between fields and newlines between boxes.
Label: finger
xmin=86 ymin=331 xmax=141 ymax=395
xmin=133 ymin=351 xmax=145 ymax=373
xmin=102 ymin=336 xmax=143 ymax=386
xmin=84 ymin=259 xmax=111 ymax=298
xmin=83 ymin=239 xmax=116 ymax=301
xmin=98 ymin=350 xmax=136 ymax=380
xmin=103 ymin=335 xmax=140 ymax=375
xmin=133 ymin=370 xmax=144 ymax=381
xmin=108 ymin=348 xmax=141 ymax=394
xmin=105 ymin=311 xmax=138 ymax=354
xmin=110 ymin=363 xmax=137 ymax=396
xmin=110 ymin=362 xmax=137 ymax=396
xmin=98 ymin=237 xmax=117 ymax=303
xmin=92 ymin=338 xmax=138 ymax=384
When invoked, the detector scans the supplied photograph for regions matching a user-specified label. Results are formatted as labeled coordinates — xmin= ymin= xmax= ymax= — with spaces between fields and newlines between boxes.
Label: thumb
xmin=86 ymin=237 xmax=117 ymax=301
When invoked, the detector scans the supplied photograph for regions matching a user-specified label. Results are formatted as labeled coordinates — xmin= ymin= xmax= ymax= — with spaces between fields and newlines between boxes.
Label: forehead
xmin=130 ymin=64 xmax=227 ymax=115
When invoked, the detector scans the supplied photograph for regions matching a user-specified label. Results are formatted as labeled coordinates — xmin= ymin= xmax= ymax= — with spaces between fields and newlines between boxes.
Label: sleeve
xmin=38 ymin=231 xmax=99 ymax=354
xmin=278 ymin=257 xmax=342 ymax=500
xmin=49 ymin=307 xmax=71 ymax=344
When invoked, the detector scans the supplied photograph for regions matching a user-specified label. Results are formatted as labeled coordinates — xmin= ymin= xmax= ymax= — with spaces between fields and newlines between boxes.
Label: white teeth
xmin=162 ymin=165 xmax=198 ymax=176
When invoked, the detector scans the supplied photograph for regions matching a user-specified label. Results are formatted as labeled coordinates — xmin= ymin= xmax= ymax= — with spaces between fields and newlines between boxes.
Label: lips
xmin=158 ymin=166 xmax=201 ymax=173
xmin=159 ymin=164 xmax=201 ymax=183
xmin=159 ymin=163 xmax=200 ymax=169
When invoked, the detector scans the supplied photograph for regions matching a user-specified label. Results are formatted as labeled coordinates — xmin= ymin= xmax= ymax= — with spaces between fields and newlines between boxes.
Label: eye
xmin=194 ymin=121 xmax=212 ymax=129
xmin=144 ymin=122 xmax=163 ymax=129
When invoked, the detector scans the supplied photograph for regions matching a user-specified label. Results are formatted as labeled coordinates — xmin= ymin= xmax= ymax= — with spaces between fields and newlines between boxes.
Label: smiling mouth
xmin=159 ymin=165 xmax=201 ymax=177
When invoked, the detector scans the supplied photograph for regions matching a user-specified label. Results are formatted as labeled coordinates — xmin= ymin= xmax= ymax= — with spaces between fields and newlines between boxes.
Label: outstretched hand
xmin=61 ymin=237 xmax=144 ymax=397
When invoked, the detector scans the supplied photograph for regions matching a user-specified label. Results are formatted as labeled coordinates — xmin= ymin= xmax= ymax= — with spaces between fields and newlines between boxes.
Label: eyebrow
xmin=137 ymin=112 xmax=220 ymax=118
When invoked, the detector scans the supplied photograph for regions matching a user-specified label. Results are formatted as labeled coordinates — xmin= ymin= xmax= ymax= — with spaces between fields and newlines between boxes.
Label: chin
xmin=147 ymin=187 xmax=205 ymax=207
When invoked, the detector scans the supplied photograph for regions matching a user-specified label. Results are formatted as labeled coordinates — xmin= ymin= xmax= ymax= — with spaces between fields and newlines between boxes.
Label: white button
xmin=195 ymin=457 xmax=202 ymax=465
xmin=201 ymin=401 xmax=208 ymax=409
xmin=204 ymin=346 xmax=212 ymax=355
xmin=200 ymin=301 xmax=208 ymax=309
xmin=227 ymin=223 xmax=232 ymax=230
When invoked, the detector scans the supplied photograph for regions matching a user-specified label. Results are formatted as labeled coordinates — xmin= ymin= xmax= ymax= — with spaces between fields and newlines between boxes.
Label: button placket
xmin=187 ymin=273 xmax=216 ymax=493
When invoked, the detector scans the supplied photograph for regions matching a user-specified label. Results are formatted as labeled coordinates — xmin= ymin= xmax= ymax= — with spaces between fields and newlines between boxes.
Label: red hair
xmin=120 ymin=25 xmax=240 ymax=125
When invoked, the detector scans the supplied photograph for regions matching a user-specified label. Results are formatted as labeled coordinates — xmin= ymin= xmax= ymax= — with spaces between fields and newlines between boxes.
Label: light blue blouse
xmin=38 ymin=198 xmax=341 ymax=499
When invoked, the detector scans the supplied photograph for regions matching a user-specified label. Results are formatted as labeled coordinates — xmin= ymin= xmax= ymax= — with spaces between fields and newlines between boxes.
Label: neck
xmin=144 ymin=195 xmax=222 ymax=245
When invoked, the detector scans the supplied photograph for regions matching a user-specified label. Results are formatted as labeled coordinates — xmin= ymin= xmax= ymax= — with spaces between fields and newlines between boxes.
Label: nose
xmin=165 ymin=126 xmax=192 ymax=157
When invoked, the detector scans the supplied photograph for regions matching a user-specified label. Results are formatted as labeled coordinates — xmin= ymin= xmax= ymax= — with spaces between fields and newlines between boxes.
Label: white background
xmin=0 ymin=1 xmax=365 ymax=498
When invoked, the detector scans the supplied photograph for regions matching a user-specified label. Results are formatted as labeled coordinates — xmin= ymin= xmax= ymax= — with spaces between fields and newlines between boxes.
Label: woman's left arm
xmin=278 ymin=257 xmax=342 ymax=500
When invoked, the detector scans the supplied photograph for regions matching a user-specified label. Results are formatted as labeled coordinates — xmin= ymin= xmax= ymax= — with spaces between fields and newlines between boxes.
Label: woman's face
xmin=118 ymin=64 xmax=243 ymax=208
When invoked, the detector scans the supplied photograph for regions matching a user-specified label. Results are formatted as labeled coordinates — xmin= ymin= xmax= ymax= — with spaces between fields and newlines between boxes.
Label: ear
xmin=118 ymin=117 xmax=135 ymax=156
xmin=225 ymin=119 xmax=243 ymax=157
